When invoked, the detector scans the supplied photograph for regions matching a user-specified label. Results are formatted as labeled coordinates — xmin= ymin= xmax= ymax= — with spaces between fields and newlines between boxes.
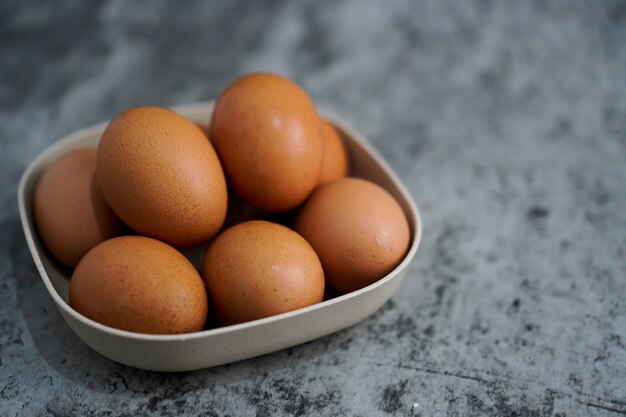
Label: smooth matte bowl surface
xmin=17 ymin=101 xmax=422 ymax=372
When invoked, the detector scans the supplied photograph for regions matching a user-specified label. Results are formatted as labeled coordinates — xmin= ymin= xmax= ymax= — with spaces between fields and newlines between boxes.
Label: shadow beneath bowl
xmin=7 ymin=215 xmax=354 ymax=397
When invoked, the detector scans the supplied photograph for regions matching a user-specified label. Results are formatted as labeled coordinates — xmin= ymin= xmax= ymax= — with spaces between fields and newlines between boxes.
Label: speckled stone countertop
xmin=2 ymin=1 xmax=625 ymax=416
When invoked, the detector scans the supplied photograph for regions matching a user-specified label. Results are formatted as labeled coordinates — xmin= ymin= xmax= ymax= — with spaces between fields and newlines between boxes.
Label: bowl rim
xmin=17 ymin=101 xmax=422 ymax=342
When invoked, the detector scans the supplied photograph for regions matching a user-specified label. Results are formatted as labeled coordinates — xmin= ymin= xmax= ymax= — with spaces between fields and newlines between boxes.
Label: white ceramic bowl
xmin=17 ymin=101 xmax=422 ymax=372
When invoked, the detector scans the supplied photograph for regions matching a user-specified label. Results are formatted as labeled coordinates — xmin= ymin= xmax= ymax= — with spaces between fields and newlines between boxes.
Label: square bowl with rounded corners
xmin=17 ymin=101 xmax=422 ymax=372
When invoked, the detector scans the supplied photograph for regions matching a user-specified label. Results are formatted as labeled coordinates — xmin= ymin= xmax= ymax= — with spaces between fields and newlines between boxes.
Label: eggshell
xmin=97 ymin=106 xmax=227 ymax=247
xmin=34 ymin=147 xmax=124 ymax=268
xmin=202 ymin=220 xmax=324 ymax=325
xmin=69 ymin=236 xmax=208 ymax=334
xmin=317 ymin=119 xmax=349 ymax=186
xmin=295 ymin=178 xmax=410 ymax=293
xmin=210 ymin=73 xmax=323 ymax=212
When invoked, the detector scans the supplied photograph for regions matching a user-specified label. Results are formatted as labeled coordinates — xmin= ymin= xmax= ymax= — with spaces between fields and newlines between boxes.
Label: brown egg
xmin=295 ymin=178 xmax=410 ymax=293
xmin=210 ymin=73 xmax=323 ymax=212
xmin=202 ymin=220 xmax=324 ymax=325
xmin=317 ymin=119 xmax=349 ymax=186
xmin=34 ymin=147 xmax=125 ymax=268
xmin=97 ymin=106 xmax=228 ymax=247
xmin=69 ymin=236 xmax=208 ymax=334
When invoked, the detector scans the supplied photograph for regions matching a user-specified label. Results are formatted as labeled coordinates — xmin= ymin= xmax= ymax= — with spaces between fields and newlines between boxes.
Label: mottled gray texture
xmin=2 ymin=0 xmax=626 ymax=416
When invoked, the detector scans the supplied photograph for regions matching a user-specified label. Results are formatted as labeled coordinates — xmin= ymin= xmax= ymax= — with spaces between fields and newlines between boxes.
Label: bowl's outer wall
xmin=18 ymin=102 xmax=421 ymax=371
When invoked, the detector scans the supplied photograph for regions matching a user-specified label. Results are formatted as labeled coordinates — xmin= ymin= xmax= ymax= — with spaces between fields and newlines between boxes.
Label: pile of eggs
xmin=34 ymin=73 xmax=410 ymax=334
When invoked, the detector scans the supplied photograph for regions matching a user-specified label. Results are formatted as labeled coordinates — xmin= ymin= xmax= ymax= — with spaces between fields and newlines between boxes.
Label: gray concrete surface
xmin=1 ymin=1 xmax=625 ymax=415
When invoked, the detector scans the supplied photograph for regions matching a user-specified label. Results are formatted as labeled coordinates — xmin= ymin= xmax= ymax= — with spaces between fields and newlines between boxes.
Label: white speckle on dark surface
xmin=2 ymin=1 xmax=626 ymax=416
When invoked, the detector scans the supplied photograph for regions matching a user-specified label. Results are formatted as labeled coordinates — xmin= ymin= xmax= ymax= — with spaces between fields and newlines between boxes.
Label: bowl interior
xmin=18 ymin=102 xmax=421 ymax=340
